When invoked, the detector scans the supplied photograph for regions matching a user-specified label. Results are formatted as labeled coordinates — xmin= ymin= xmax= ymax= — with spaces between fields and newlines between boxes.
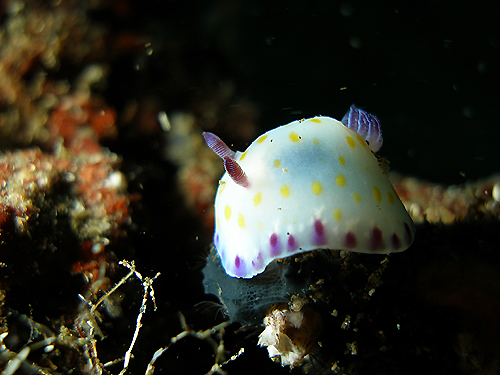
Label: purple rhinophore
xmin=202 ymin=132 xmax=236 ymax=160
xmin=223 ymin=157 xmax=249 ymax=188
xmin=203 ymin=132 xmax=250 ymax=187
xmin=312 ymin=220 xmax=327 ymax=246
xmin=341 ymin=104 xmax=383 ymax=152
xmin=369 ymin=227 xmax=385 ymax=251
xmin=270 ymin=233 xmax=282 ymax=256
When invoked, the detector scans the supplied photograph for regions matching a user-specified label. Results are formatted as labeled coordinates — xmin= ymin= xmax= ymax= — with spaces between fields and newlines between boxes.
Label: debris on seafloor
xmin=390 ymin=173 xmax=500 ymax=223
xmin=0 ymin=93 xmax=134 ymax=373
xmin=257 ymin=301 xmax=322 ymax=368
xmin=0 ymin=259 xmax=160 ymax=375
xmin=0 ymin=1 xmax=143 ymax=373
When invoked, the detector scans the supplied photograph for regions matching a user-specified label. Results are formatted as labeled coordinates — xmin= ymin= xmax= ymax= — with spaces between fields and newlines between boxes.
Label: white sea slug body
xmin=204 ymin=106 xmax=415 ymax=278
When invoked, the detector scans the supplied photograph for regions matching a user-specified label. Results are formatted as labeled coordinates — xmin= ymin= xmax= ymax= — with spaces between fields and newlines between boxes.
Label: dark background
xmin=108 ymin=0 xmax=500 ymax=185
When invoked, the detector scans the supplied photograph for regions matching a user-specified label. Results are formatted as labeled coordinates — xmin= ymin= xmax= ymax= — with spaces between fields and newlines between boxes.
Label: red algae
xmin=0 ymin=1 xmax=107 ymax=148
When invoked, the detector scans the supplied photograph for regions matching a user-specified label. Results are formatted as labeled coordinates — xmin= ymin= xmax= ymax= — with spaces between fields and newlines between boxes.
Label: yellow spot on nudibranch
xmin=239 ymin=150 xmax=248 ymax=161
xmin=238 ymin=214 xmax=245 ymax=228
xmin=312 ymin=138 xmax=320 ymax=145
xmin=289 ymin=131 xmax=301 ymax=143
xmin=333 ymin=208 xmax=342 ymax=221
xmin=356 ymin=134 xmax=366 ymax=147
xmin=224 ymin=205 xmax=232 ymax=220
xmin=338 ymin=155 xmax=346 ymax=166
xmin=309 ymin=118 xmax=322 ymax=123
xmin=346 ymin=136 xmax=356 ymax=148
xmin=218 ymin=180 xmax=226 ymax=193
xmin=280 ymin=185 xmax=291 ymax=198
xmin=387 ymin=191 xmax=395 ymax=204
xmin=273 ymin=159 xmax=280 ymax=168
xmin=312 ymin=181 xmax=323 ymax=195
xmin=373 ymin=186 xmax=382 ymax=203
xmin=353 ymin=192 xmax=362 ymax=203
xmin=253 ymin=192 xmax=262 ymax=206
xmin=256 ymin=135 xmax=267 ymax=143
xmin=257 ymin=221 xmax=263 ymax=231
xmin=335 ymin=174 xmax=346 ymax=187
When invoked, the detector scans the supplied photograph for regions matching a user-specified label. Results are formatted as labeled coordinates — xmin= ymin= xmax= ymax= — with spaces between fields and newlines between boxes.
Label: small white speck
xmin=63 ymin=172 xmax=76 ymax=182
xmin=105 ymin=171 xmax=128 ymax=191
xmin=158 ymin=111 xmax=171 ymax=131
xmin=92 ymin=243 xmax=104 ymax=254
xmin=341 ymin=315 xmax=351 ymax=330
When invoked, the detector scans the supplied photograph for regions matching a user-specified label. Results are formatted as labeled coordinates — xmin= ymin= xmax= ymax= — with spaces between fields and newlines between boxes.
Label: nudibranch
xmin=203 ymin=105 xmax=415 ymax=278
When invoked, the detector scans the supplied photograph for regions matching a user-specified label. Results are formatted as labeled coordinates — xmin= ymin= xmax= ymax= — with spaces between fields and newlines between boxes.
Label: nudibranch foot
xmin=258 ymin=303 xmax=322 ymax=367
xmin=202 ymin=246 xmax=306 ymax=324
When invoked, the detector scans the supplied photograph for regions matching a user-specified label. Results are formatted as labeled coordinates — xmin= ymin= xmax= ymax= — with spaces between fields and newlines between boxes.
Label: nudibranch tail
xmin=224 ymin=157 xmax=249 ymax=188
xmin=341 ymin=104 xmax=383 ymax=152
xmin=202 ymin=131 xmax=236 ymax=160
